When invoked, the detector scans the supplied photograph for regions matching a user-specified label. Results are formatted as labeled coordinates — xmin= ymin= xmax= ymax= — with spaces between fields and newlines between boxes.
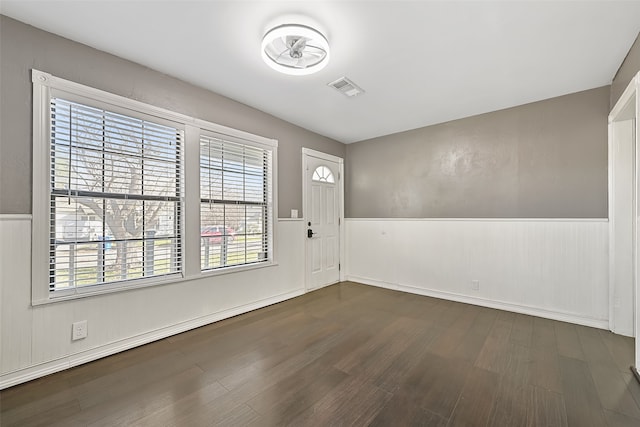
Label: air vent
xmin=328 ymin=77 xmax=364 ymax=97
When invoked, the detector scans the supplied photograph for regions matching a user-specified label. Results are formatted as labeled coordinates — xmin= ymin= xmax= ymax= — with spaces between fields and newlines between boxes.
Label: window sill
xmin=32 ymin=261 xmax=278 ymax=306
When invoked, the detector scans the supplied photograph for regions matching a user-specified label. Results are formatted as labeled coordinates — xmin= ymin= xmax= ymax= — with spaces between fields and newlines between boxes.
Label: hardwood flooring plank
xmin=287 ymin=374 xmax=392 ymax=426
xmin=63 ymin=338 xmax=176 ymax=388
xmin=398 ymin=352 xmax=473 ymax=419
xmin=475 ymin=314 xmax=514 ymax=373
xmin=427 ymin=304 xmax=481 ymax=359
xmin=449 ymin=307 xmax=498 ymax=365
xmin=577 ymin=325 xmax=618 ymax=367
xmin=0 ymin=371 xmax=75 ymax=412
xmin=1 ymin=398 xmax=81 ymax=427
xmin=558 ymin=355 xmax=608 ymax=427
xmin=191 ymin=335 xmax=288 ymax=376
xmin=217 ymin=320 xmax=356 ymax=393
xmin=588 ymin=361 xmax=640 ymax=419
xmin=599 ymin=329 xmax=636 ymax=374
xmin=448 ymin=366 xmax=500 ymax=427
xmin=621 ymin=372 xmax=640 ymax=410
xmin=73 ymin=349 xmax=196 ymax=410
xmin=219 ymin=318 xmax=377 ymax=405
xmin=0 ymin=384 xmax=77 ymax=426
xmin=604 ymin=409 xmax=640 ymax=427
xmin=527 ymin=385 xmax=568 ymax=427
xmin=334 ymin=316 xmax=424 ymax=378
xmin=130 ymin=380 xmax=230 ymax=426
xmin=528 ymin=317 xmax=562 ymax=393
xmin=369 ymin=393 xmax=448 ymax=427
xmin=502 ymin=342 xmax=531 ymax=385
xmin=373 ymin=322 xmax=445 ymax=393
xmin=177 ymin=402 xmax=260 ymax=427
xmin=509 ymin=313 xmax=534 ymax=347
xmin=70 ymin=366 xmax=211 ymax=427
xmin=555 ymin=321 xmax=585 ymax=361
xmin=245 ymin=364 xmax=348 ymax=425
xmin=487 ymin=378 xmax=532 ymax=427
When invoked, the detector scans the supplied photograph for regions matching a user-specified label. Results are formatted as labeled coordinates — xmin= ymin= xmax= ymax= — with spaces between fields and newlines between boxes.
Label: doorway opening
xmin=608 ymin=71 xmax=640 ymax=381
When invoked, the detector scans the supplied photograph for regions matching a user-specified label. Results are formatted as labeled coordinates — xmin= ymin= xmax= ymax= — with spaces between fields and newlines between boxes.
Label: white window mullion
xmin=183 ymin=124 xmax=201 ymax=279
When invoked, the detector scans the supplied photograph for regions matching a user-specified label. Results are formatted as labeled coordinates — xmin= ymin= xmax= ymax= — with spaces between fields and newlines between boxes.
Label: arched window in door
xmin=312 ymin=165 xmax=335 ymax=183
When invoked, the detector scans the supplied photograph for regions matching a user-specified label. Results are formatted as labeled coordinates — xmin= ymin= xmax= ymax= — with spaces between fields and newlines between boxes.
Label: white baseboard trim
xmin=0 ymin=288 xmax=304 ymax=390
xmin=346 ymin=275 xmax=609 ymax=330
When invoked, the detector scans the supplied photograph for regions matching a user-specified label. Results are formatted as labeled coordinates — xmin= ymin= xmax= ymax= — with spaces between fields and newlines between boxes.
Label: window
xmin=200 ymin=134 xmax=272 ymax=270
xmin=312 ymin=165 xmax=335 ymax=183
xmin=32 ymin=70 xmax=277 ymax=303
xmin=49 ymin=98 xmax=183 ymax=292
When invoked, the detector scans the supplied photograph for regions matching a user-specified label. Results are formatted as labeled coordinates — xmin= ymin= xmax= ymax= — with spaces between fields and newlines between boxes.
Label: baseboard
xmin=347 ymin=275 xmax=609 ymax=330
xmin=0 ymin=288 xmax=304 ymax=390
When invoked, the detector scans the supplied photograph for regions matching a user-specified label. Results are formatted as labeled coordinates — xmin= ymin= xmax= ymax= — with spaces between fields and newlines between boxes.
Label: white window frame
xmin=32 ymin=70 xmax=278 ymax=305
xmin=199 ymin=130 xmax=274 ymax=272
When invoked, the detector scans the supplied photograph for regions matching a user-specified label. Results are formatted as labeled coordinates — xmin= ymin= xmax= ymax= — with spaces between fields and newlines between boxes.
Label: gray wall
xmin=346 ymin=86 xmax=610 ymax=218
xmin=611 ymin=32 xmax=640 ymax=108
xmin=0 ymin=15 xmax=345 ymax=216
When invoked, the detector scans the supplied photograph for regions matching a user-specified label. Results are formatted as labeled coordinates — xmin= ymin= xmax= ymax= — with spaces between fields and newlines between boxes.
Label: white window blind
xmin=49 ymin=97 xmax=183 ymax=292
xmin=199 ymin=134 xmax=272 ymax=270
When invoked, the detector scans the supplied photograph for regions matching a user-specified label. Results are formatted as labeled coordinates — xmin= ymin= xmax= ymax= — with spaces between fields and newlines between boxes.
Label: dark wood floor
xmin=1 ymin=281 xmax=639 ymax=426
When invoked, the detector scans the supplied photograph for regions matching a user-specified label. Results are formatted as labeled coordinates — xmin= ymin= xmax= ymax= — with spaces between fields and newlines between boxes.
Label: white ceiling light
xmin=261 ymin=24 xmax=330 ymax=76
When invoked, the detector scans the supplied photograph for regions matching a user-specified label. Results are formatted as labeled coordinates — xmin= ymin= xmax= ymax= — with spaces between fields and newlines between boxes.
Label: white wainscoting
xmin=0 ymin=217 xmax=305 ymax=389
xmin=345 ymin=218 xmax=609 ymax=328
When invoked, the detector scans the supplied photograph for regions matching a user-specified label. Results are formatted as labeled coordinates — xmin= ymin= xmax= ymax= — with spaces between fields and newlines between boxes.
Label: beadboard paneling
xmin=346 ymin=219 xmax=609 ymax=327
xmin=0 ymin=216 xmax=33 ymax=374
xmin=0 ymin=217 xmax=305 ymax=388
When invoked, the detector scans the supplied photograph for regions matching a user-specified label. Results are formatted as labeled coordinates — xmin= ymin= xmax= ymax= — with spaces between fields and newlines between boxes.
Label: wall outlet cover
xmin=72 ymin=320 xmax=88 ymax=341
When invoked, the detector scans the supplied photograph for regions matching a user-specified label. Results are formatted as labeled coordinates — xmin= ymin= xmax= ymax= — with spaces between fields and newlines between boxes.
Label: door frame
xmin=302 ymin=148 xmax=345 ymax=291
xmin=608 ymin=71 xmax=640 ymax=380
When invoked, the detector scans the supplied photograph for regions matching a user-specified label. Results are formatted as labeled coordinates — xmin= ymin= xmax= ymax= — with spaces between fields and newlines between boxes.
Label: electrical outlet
xmin=471 ymin=280 xmax=480 ymax=291
xmin=72 ymin=320 xmax=88 ymax=341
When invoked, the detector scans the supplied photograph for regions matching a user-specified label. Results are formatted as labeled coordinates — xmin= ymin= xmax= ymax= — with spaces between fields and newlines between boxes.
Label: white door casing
xmin=608 ymin=71 xmax=640 ymax=376
xmin=302 ymin=148 xmax=344 ymax=291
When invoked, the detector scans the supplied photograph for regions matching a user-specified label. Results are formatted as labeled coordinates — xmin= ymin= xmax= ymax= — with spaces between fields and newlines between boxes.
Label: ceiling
xmin=2 ymin=1 xmax=640 ymax=144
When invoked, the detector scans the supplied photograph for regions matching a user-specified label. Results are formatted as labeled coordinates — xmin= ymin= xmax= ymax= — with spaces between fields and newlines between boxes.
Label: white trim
xmin=609 ymin=72 xmax=640 ymax=122
xmin=32 ymin=70 xmax=51 ymax=305
xmin=302 ymin=148 xmax=345 ymax=290
xmin=301 ymin=147 xmax=343 ymax=164
xmin=0 ymin=288 xmax=304 ymax=390
xmin=0 ymin=214 xmax=32 ymax=221
xmin=608 ymin=72 xmax=639 ymax=343
xmin=278 ymin=218 xmax=305 ymax=222
xmin=347 ymin=275 xmax=609 ymax=330
xmin=338 ymin=160 xmax=345 ymax=282
xmin=271 ymin=148 xmax=279 ymax=266
xmin=345 ymin=217 xmax=608 ymax=222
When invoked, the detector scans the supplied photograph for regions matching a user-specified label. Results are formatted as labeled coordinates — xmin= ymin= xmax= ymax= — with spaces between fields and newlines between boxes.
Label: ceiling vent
xmin=328 ymin=77 xmax=364 ymax=97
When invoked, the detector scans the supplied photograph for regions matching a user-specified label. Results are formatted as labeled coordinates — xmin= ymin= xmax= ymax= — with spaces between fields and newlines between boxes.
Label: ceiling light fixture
xmin=261 ymin=24 xmax=330 ymax=76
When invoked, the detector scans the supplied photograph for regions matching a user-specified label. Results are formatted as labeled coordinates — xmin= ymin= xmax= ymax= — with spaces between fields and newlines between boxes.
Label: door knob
xmin=307 ymin=229 xmax=315 ymax=238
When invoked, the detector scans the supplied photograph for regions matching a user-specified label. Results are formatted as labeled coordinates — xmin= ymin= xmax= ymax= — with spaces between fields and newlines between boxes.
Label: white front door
xmin=303 ymin=149 xmax=342 ymax=290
